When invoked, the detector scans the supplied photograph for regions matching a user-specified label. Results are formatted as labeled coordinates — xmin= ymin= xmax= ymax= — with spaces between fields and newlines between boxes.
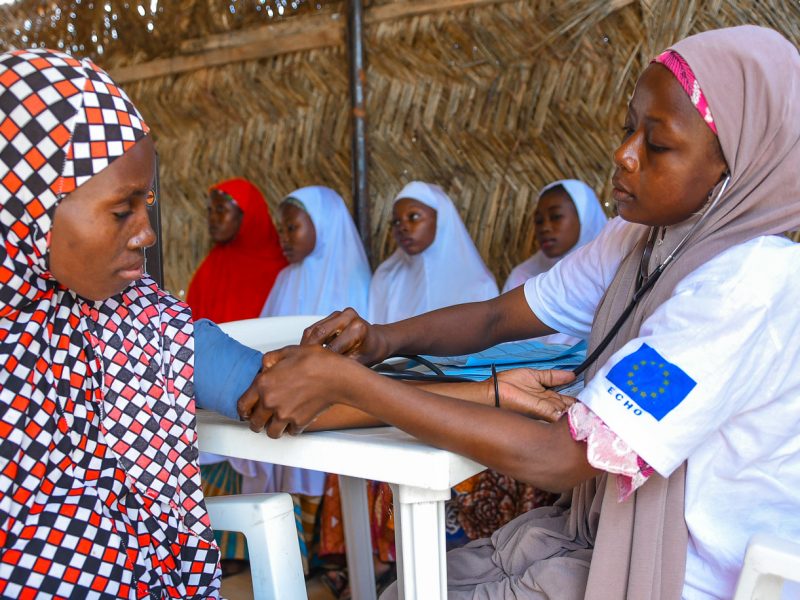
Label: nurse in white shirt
xmin=242 ymin=26 xmax=800 ymax=600
xmin=368 ymin=181 xmax=498 ymax=324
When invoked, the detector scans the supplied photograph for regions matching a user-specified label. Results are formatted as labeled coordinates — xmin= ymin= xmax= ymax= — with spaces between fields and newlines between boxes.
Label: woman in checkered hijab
xmin=0 ymin=50 xmax=221 ymax=598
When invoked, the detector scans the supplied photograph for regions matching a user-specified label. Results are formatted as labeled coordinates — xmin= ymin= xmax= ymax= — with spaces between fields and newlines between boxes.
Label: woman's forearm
xmin=306 ymin=405 xmax=384 ymax=430
xmin=337 ymin=366 xmax=596 ymax=492
xmin=380 ymin=287 xmax=556 ymax=357
xmin=417 ymin=380 xmax=493 ymax=405
xmin=306 ymin=382 xmax=492 ymax=430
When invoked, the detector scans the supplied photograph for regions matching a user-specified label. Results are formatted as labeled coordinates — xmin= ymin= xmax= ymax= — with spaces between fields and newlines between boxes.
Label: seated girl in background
xmin=368 ymin=181 xmax=498 ymax=324
xmin=261 ymin=185 xmax=371 ymax=317
xmin=243 ymin=25 xmax=800 ymax=599
xmin=186 ymin=178 xmax=286 ymax=575
xmin=186 ymin=178 xmax=286 ymax=323
xmin=248 ymin=185 xmax=370 ymax=570
xmin=504 ymin=179 xmax=608 ymax=346
xmin=503 ymin=179 xmax=607 ymax=293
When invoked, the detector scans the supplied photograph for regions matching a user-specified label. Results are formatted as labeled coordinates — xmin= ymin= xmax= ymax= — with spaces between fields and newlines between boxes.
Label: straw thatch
xmin=3 ymin=0 xmax=800 ymax=296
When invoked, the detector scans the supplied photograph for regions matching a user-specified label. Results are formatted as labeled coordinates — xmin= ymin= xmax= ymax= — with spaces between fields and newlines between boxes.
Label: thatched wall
xmin=3 ymin=1 xmax=800 ymax=296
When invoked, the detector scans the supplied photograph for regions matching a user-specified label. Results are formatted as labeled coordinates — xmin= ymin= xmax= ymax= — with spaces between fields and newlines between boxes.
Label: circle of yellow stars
xmin=627 ymin=360 xmax=670 ymax=399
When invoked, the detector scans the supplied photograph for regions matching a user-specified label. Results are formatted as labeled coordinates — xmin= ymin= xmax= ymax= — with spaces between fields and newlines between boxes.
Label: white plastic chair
xmin=218 ymin=315 xmax=325 ymax=353
xmin=734 ymin=533 xmax=800 ymax=599
xmin=205 ymin=493 xmax=308 ymax=600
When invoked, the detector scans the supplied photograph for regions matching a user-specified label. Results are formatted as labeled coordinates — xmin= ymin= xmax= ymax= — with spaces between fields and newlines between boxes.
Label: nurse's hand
xmin=301 ymin=308 xmax=391 ymax=365
xmin=497 ymin=368 xmax=576 ymax=422
xmin=237 ymin=345 xmax=356 ymax=438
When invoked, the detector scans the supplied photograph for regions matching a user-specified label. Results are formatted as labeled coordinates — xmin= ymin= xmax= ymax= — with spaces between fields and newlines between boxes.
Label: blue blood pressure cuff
xmin=193 ymin=319 xmax=262 ymax=421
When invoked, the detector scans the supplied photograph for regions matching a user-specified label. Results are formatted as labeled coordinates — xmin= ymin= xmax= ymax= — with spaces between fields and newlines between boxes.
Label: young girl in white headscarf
xmin=503 ymin=179 xmax=608 ymax=293
xmin=261 ymin=185 xmax=371 ymax=317
xmin=240 ymin=186 xmax=371 ymax=566
xmin=368 ymin=181 xmax=498 ymax=324
xmin=504 ymin=179 xmax=608 ymax=345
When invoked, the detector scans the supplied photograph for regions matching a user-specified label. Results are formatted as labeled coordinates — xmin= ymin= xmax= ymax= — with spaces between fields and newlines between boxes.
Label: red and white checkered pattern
xmin=0 ymin=49 xmax=220 ymax=598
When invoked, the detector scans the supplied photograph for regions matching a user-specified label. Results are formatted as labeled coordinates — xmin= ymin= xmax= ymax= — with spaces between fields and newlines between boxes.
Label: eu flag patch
xmin=606 ymin=343 xmax=696 ymax=421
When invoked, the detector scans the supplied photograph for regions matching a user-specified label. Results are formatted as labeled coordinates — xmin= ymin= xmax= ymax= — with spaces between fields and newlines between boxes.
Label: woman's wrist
xmin=484 ymin=379 xmax=495 ymax=407
xmin=376 ymin=322 xmax=403 ymax=358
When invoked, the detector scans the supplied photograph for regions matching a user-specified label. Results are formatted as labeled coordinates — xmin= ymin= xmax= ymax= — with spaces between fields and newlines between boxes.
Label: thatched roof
xmin=2 ymin=0 xmax=799 ymax=296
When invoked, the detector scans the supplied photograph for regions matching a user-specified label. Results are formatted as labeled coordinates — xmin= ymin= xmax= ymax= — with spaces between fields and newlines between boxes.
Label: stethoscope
xmin=550 ymin=173 xmax=732 ymax=391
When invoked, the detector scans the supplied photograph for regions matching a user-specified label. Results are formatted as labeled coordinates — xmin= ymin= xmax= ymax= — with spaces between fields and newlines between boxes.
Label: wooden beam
xmin=365 ymin=0 xmax=520 ymax=23
xmin=112 ymin=0 xmax=632 ymax=83
xmin=113 ymin=21 xmax=344 ymax=83
xmin=177 ymin=11 xmax=344 ymax=55
xmin=174 ymin=0 xmax=520 ymax=57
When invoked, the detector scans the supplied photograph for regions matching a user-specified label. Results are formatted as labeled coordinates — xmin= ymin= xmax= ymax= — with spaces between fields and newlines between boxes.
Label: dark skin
xmin=49 ymin=136 xmax=157 ymax=300
xmin=207 ymin=189 xmax=243 ymax=244
xmin=238 ymin=63 xmax=729 ymax=493
xmin=278 ymin=202 xmax=316 ymax=264
xmin=391 ymin=197 xmax=437 ymax=255
xmin=612 ymin=64 xmax=727 ymax=225
xmin=534 ymin=186 xmax=581 ymax=259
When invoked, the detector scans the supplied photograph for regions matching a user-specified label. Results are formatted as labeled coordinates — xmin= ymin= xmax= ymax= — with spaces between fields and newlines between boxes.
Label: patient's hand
xmin=237 ymin=345 xmax=358 ymax=438
xmin=497 ymin=369 xmax=576 ymax=423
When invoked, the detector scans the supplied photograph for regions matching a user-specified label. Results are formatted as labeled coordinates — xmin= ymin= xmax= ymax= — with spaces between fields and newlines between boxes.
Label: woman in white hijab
xmin=237 ymin=186 xmax=370 ymax=499
xmin=369 ymin=181 xmax=498 ymax=324
xmin=503 ymin=179 xmax=608 ymax=292
xmin=261 ymin=185 xmax=371 ymax=317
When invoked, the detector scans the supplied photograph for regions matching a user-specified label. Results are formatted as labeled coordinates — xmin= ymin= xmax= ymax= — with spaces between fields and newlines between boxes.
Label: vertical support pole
xmin=145 ymin=152 xmax=164 ymax=289
xmin=347 ymin=0 xmax=372 ymax=263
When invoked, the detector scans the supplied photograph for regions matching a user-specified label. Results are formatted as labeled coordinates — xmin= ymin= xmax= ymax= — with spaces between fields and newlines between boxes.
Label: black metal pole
xmin=145 ymin=152 xmax=164 ymax=289
xmin=347 ymin=0 xmax=372 ymax=263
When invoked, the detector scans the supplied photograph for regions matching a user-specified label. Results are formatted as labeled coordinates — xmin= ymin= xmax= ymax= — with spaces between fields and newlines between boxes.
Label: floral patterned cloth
xmin=452 ymin=470 xmax=558 ymax=540
xmin=568 ymin=402 xmax=654 ymax=501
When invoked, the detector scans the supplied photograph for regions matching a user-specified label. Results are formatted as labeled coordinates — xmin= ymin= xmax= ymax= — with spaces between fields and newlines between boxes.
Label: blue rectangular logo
xmin=606 ymin=343 xmax=696 ymax=421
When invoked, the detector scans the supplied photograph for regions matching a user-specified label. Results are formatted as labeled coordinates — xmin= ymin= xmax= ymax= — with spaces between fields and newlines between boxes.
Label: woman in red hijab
xmin=187 ymin=178 xmax=286 ymax=574
xmin=187 ymin=178 xmax=287 ymax=323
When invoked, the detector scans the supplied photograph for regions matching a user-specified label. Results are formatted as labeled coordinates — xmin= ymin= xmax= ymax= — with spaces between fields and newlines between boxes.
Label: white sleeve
xmin=524 ymin=218 xmax=644 ymax=340
xmin=577 ymin=238 xmax=797 ymax=477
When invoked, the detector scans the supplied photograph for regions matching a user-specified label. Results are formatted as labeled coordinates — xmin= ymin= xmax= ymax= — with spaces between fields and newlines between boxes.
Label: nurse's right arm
xmin=302 ymin=218 xmax=634 ymax=365
xmin=302 ymin=285 xmax=556 ymax=365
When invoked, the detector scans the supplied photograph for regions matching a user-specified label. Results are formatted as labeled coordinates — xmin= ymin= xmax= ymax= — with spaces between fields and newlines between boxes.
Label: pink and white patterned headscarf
xmin=655 ymin=50 xmax=718 ymax=135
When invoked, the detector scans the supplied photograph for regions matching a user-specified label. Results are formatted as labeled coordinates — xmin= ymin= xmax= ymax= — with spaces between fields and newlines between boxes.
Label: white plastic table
xmin=196 ymin=410 xmax=485 ymax=600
